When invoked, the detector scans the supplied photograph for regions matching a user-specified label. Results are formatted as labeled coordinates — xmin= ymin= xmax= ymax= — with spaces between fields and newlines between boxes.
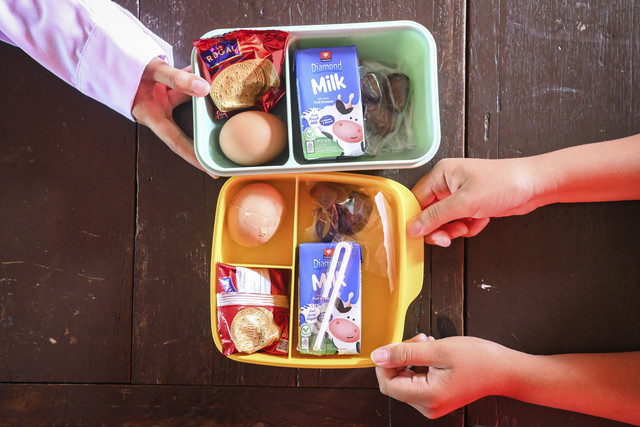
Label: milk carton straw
xmin=313 ymin=242 xmax=352 ymax=351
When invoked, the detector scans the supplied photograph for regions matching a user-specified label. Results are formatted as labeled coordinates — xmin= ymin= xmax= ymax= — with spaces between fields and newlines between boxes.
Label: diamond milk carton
xmin=298 ymin=242 xmax=362 ymax=355
xmin=295 ymin=46 xmax=366 ymax=160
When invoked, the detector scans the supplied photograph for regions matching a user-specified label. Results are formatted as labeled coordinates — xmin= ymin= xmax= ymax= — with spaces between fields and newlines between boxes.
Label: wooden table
xmin=1 ymin=1 xmax=639 ymax=425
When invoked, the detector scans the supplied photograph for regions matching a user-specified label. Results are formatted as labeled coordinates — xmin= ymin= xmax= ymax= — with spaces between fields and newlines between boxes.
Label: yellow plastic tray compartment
xmin=210 ymin=172 xmax=424 ymax=368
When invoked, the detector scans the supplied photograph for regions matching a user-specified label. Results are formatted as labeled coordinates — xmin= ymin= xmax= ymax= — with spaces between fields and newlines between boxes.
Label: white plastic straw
xmin=313 ymin=242 xmax=352 ymax=351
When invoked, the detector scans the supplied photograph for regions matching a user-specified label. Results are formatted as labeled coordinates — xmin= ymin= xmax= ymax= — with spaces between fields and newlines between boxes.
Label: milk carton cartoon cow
xmin=299 ymin=93 xmax=366 ymax=158
xmin=317 ymin=94 xmax=365 ymax=157
xmin=328 ymin=291 xmax=361 ymax=353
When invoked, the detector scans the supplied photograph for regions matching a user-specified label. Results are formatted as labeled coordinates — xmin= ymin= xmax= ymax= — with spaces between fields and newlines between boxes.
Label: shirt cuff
xmin=76 ymin=4 xmax=173 ymax=121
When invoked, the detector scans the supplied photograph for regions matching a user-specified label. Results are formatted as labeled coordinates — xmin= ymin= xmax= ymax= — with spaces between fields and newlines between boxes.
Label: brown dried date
xmin=310 ymin=183 xmax=373 ymax=242
xmin=388 ymin=73 xmax=410 ymax=113
xmin=361 ymin=71 xmax=410 ymax=138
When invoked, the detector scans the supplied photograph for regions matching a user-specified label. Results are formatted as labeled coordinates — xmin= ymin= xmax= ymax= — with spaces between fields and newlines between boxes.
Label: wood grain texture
xmin=0 ymin=384 xmax=390 ymax=426
xmin=4 ymin=0 xmax=635 ymax=425
xmin=468 ymin=397 xmax=631 ymax=427
xmin=0 ymin=42 xmax=136 ymax=383
xmin=466 ymin=1 xmax=640 ymax=425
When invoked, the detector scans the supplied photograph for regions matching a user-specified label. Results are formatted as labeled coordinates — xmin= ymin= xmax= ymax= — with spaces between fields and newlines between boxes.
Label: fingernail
xmin=427 ymin=336 xmax=436 ymax=341
xmin=415 ymin=333 xmax=428 ymax=341
xmin=407 ymin=219 xmax=423 ymax=237
xmin=431 ymin=235 xmax=451 ymax=247
xmin=191 ymin=79 xmax=210 ymax=95
xmin=371 ymin=348 xmax=389 ymax=364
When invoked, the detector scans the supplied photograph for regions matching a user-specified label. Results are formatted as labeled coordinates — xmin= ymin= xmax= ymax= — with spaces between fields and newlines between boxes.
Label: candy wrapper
xmin=216 ymin=263 xmax=290 ymax=355
xmin=194 ymin=30 xmax=289 ymax=119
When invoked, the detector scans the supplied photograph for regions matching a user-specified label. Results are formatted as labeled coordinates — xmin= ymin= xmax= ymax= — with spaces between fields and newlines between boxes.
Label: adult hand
xmin=371 ymin=334 xmax=516 ymax=419
xmin=407 ymin=158 xmax=540 ymax=246
xmin=132 ymin=57 xmax=217 ymax=177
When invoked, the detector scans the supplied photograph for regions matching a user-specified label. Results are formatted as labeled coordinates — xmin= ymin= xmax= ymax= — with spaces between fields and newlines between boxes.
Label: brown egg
xmin=226 ymin=183 xmax=286 ymax=247
xmin=219 ymin=111 xmax=287 ymax=166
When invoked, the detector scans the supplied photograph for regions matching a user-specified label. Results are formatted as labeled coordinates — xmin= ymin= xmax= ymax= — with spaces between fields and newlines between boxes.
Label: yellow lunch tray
xmin=210 ymin=172 xmax=424 ymax=368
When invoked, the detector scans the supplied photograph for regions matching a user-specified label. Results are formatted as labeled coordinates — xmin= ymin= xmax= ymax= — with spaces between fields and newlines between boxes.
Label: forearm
xmin=0 ymin=0 xmax=173 ymax=120
xmin=527 ymin=134 xmax=640 ymax=207
xmin=504 ymin=351 xmax=640 ymax=424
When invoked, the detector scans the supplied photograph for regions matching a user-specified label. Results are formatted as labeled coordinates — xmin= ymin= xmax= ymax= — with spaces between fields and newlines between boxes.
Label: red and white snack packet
xmin=193 ymin=30 xmax=289 ymax=119
xmin=216 ymin=262 xmax=289 ymax=355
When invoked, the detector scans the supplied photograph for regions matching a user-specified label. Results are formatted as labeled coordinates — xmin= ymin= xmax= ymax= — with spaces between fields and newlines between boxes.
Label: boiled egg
xmin=219 ymin=111 xmax=287 ymax=166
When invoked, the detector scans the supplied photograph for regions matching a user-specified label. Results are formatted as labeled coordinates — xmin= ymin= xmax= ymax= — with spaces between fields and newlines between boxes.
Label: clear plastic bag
xmin=360 ymin=61 xmax=414 ymax=156
xmin=304 ymin=182 xmax=389 ymax=281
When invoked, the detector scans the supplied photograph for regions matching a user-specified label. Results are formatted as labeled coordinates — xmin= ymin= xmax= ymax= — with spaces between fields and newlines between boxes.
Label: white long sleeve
xmin=0 ymin=0 xmax=174 ymax=120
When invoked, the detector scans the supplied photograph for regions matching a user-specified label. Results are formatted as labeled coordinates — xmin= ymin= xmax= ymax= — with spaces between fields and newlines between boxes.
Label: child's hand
xmin=132 ymin=57 xmax=217 ymax=178
xmin=371 ymin=334 xmax=515 ymax=419
xmin=408 ymin=158 xmax=540 ymax=246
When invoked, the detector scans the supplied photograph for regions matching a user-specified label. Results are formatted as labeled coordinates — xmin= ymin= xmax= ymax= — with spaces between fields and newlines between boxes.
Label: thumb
xmin=407 ymin=193 xmax=471 ymax=238
xmin=147 ymin=57 xmax=210 ymax=97
xmin=371 ymin=341 xmax=438 ymax=368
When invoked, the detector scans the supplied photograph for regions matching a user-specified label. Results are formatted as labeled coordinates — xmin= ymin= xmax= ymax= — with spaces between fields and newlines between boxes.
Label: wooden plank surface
xmin=2 ymin=0 xmax=637 ymax=425
xmin=466 ymin=1 xmax=640 ymax=425
xmin=0 ymin=384 xmax=390 ymax=426
xmin=0 ymin=43 xmax=136 ymax=383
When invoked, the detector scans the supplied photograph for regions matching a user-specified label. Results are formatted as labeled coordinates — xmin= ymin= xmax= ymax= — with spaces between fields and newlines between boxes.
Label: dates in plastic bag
xmin=359 ymin=62 xmax=413 ymax=155
xmin=310 ymin=183 xmax=373 ymax=242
